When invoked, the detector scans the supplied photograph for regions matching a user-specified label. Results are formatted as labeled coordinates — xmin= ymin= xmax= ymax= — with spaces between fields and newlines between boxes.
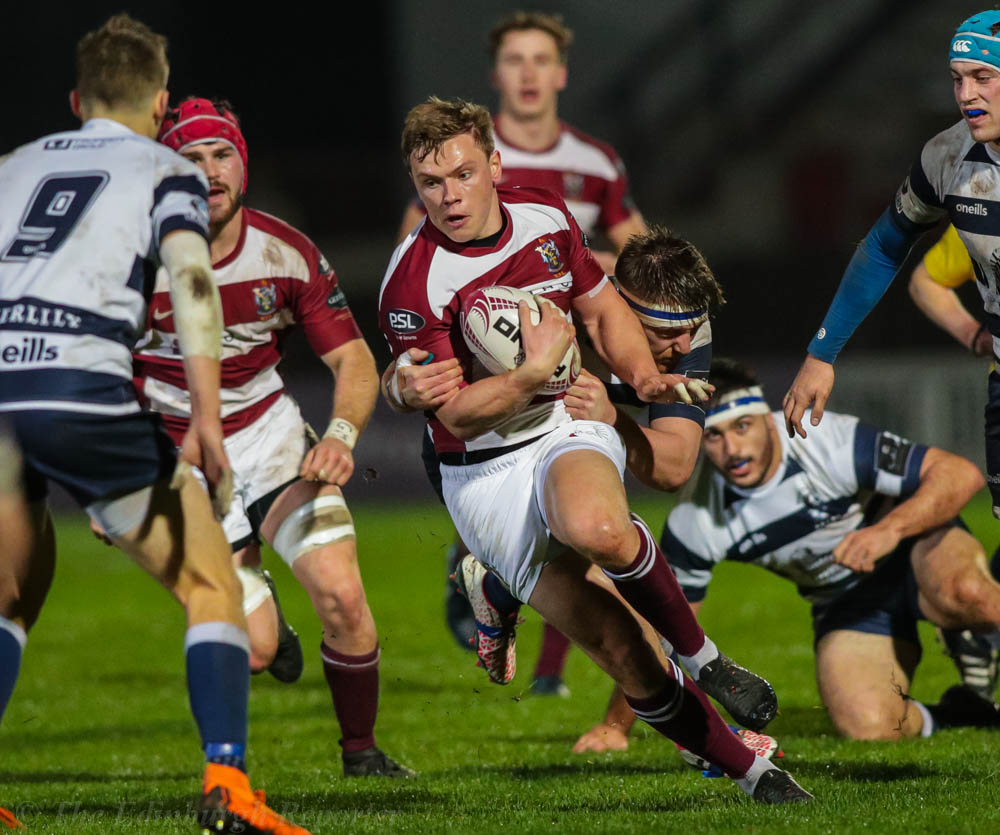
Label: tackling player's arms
xmin=563 ymin=370 xmax=702 ymax=491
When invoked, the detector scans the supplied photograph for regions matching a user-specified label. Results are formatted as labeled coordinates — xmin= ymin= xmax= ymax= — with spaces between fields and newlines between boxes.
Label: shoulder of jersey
xmin=244 ymin=207 xmax=324 ymax=268
xmin=923 ymin=119 xmax=976 ymax=163
xmin=497 ymin=183 xmax=572 ymax=214
xmin=559 ymin=122 xmax=622 ymax=164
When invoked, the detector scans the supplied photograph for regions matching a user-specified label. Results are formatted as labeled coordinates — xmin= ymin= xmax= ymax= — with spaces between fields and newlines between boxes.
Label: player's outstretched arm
xmin=908 ymin=263 xmax=991 ymax=356
xmin=785 ymin=208 xmax=927 ymax=438
xmin=159 ymin=229 xmax=232 ymax=518
xmin=381 ymin=349 xmax=464 ymax=413
xmin=435 ymin=299 xmax=573 ymax=440
xmin=833 ymin=447 xmax=984 ymax=573
xmin=301 ymin=339 xmax=378 ymax=486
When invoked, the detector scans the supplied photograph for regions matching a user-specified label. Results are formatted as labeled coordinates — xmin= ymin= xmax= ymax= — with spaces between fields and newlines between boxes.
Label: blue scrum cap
xmin=951 ymin=11 xmax=1000 ymax=70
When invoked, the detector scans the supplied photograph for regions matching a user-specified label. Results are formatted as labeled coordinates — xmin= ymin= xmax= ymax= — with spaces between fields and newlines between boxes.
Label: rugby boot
xmin=696 ymin=652 xmax=777 ymax=732
xmin=678 ymin=725 xmax=782 ymax=775
xmin=530 ymin=674 xmax=571 ymax=698
xmin=939 ymin=627 xmax=998 ymax=702
xmin=342 ymin=745 xmax=416 ymax=778
xmin=444 ymin=544 xmax=477 ymax=651
xmin=0 ymin=808 xmax=25 ymax=829
xmin=751 ymin=768 xmax=813 ymax=804
xmin=926 ymin=684 xmax=1000 ymax=729
xmin=454 ymin=555 xmax=520 ymax=684
xmin=197 ymin=763 xmax=311 ymax=835
xmin=262 ymin=570 xmax=304 ymax=684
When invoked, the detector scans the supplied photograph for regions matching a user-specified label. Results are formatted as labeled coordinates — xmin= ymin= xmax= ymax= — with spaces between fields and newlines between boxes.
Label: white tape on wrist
xmin=323 ymin=417 xmax=358 ymax=450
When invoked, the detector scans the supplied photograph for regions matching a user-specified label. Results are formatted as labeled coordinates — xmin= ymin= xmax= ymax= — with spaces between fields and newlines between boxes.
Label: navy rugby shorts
xmin=10 ymin=408 xmax=177 ymax=507
xmin=985 ymin=371 xmax=1000 ymax=508
xmin=811 ymin=518 xmax=967 ymax=649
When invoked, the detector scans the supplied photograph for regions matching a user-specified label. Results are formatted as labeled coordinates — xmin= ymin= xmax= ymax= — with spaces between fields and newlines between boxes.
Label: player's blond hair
xmin=401 ymin=98 xmax=495 ymax=168
xmin=76 ymin=14 xmax=169 ymax=111
xmin=489 ymin=11 xmax=573 ymax=64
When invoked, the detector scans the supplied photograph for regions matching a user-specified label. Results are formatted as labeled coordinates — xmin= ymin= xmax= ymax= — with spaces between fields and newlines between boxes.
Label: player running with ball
xmin=378 ymin=97 xmax=811 ymax=803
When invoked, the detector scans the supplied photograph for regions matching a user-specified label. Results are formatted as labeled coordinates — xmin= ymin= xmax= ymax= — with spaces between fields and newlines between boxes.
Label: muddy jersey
xmin=896 ymin=120 xmax=1000 ymax=352
xmin=666 ymin=410 xmax=927 ymax=606
xmin=379 ymin=185 xmax=606 ymax=455
xmin=493 ymin=120 xmax=635 ymax=237
xmin=0 ymin=119 xmax=208 ymax=415
xmin=134 ymin=208 xmax=361 ymax=441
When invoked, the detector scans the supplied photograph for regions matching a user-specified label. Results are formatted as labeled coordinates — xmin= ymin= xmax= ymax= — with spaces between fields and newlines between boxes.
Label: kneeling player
xmin=576 ymin=359 xmax=1000 ymax=753
xmin=134 ymin=97 xmax=411 ymax=778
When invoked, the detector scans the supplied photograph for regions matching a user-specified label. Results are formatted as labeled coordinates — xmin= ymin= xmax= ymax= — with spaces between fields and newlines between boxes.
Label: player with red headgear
xmin=138 ymin=97 xmax=413 ymax=778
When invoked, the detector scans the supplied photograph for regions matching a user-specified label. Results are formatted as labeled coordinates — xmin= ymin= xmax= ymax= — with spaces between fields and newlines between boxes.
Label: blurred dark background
xmin=2 ymin=1 xmax=991 ymax=498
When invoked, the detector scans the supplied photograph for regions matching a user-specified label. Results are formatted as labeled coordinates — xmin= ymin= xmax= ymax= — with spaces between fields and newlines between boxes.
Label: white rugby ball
xmin=460 ymin=285 xmax=581 ymax=395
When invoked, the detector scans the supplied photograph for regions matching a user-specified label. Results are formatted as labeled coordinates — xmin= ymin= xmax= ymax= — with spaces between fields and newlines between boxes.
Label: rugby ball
xmin=460 ymin=285 xmax=581 ymax=395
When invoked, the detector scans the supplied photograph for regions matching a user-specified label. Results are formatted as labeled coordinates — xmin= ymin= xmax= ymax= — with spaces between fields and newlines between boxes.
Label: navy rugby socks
xmin=185 ymin=623 xmax=250 ymax=771
xmin=0 ymin=617 xmax=25 ymax=720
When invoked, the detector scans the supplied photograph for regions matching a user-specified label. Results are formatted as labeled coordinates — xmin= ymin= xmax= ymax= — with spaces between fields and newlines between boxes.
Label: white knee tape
xmin=236 ymin=566 xmax=272 ymax=616
xmin=271 ymin=494 xmax=355 ymax=566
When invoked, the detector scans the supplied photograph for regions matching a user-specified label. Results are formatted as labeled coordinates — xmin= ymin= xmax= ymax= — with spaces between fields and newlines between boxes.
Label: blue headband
xmin=704 ymin=387 xmax=770 ymax=428
xmin=615 ymin=284 xmax=708 ymax=329
xmin=951 ymin=11 xmax=1000 ymax=70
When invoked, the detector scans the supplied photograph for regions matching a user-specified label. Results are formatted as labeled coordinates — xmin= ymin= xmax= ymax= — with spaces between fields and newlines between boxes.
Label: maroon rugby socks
xmin=604 ymin=515 xmax=709 ymax=659
xmin=321 ymin=643 xmax=380 ymax=753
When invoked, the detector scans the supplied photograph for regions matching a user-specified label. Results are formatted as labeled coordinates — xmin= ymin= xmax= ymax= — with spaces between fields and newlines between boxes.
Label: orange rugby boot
xmin=197 ymin=763 xmax=311 ymax=835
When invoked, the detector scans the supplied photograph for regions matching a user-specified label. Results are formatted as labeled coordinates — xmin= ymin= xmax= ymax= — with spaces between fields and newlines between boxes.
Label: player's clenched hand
xmin=634 ymin=374 xmax=714 ymax=405
xmin=176 ymin=419 xmax=233 ymax=520
xmin=565 ymin=369 xmax=616 ymax=424
xmin=397 ymin=348 xmax=464 ymax=410
xmin=516 ymin=298 xmax=575 ymax=383
xmin=572 ymin=723 xmax=629 ymax=754
xmin=832 ymin=525 xmax=900 ymax=573
xmin=783 ymin=355 xmax=834 ymax=439
xmin=300 ymin=437 xmax=354 ymax=486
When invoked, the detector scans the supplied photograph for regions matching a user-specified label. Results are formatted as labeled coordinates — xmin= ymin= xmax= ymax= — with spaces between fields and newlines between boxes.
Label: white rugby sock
xmin=734 ymin=753 xmax=779 ymax=796
xmin=680 ymin=636 xmax=719 ymax=680
xmin=914 ymin=700 xmax=935 ymax=737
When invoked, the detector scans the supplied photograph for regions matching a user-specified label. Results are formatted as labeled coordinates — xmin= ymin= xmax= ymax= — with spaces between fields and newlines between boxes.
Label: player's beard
xmin=209 ymin=191 xmax=243 ymax=241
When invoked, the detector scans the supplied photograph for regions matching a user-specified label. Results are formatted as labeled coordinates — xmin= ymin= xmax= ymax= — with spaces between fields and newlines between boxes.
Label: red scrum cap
xmin=158 ymin=98 xmax=249 ymax=193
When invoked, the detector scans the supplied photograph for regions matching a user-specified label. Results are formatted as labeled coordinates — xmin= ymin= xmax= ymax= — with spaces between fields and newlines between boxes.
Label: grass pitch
xmin=3 ymin=493 xmax=1000 ymax=833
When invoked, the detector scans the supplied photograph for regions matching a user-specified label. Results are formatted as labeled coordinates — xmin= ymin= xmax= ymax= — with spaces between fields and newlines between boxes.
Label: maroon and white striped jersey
xmin=379 ymin=185 xmax=606 ymax=455
xmin=134 ymin=208 xmax=361 ymax=442
xmin=493 ymin=120 xmax=635 ymax=238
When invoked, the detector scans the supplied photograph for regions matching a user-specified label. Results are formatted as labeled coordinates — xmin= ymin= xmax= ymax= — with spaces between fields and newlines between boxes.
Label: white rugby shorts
xmin=193 ymin=394 xmax=309 ymax=546
xmin=441 ymin=420 xmax=626 ymax=602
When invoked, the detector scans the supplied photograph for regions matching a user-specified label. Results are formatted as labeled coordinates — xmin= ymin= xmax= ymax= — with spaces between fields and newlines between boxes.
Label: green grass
xmin=3 ymin=493 xmax=1000 ymax=833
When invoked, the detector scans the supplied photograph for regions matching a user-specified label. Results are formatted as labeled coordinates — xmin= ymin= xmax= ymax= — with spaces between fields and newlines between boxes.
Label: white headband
xmin=704 ymin=386 xmax=770 ymax=428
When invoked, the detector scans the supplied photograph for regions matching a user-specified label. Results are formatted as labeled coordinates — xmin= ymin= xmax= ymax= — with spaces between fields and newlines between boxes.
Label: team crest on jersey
xmin=534 ymin=238 xmax=567 ymax=277
xmin=562 ymin=172 xmax=584 ymax=200
xmin=252 ymin=280 xmax=278 ymax=319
